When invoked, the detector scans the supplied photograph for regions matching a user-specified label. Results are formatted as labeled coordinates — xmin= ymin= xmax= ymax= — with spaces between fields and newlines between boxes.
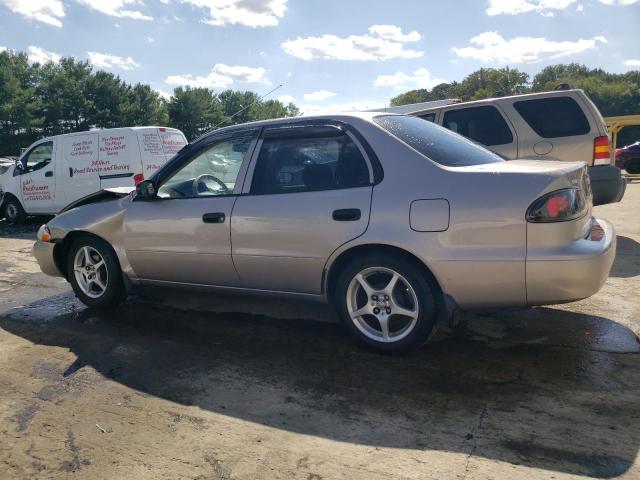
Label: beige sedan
xmin=33 ymin=113 xmax=615 ymax=353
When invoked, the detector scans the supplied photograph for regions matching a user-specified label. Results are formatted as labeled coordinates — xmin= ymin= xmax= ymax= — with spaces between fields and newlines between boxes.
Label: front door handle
xmin=202 ymin=212 xmax=226 ymax=223
xmin=69 ymin=167 xmax=74 ymax=177
xmin=332 ymin=208 xmax=361 ymax=221
xmin=45 ymin=171 xmax=53 ymax=177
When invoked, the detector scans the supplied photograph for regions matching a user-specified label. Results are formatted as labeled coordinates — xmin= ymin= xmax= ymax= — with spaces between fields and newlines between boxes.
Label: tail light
xmin=614 ymin=148 xmax=621 ymax=157
xmin=526 ymin=188 xmax=587 ymax=223
xmin=593 ymin=136 xmax=611 ymax=166
xmin=133 ymin=173 xmax=144 ymax=185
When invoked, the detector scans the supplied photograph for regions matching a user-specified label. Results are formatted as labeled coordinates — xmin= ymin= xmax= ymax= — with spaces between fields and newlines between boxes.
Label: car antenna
xmin=211 ymin=84 xmax=283 ymax=130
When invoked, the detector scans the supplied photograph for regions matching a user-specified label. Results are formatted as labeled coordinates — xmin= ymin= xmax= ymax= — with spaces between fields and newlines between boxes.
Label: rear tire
xmin=3 ymin=197 xmax=26 ymax=224
xmin=334 ymin=253 xmax=438 ymax=353
xmin=626 ymin=159 xmax=640 ymax=174
xmin=67 ymin=236 xmax=126 ymax=308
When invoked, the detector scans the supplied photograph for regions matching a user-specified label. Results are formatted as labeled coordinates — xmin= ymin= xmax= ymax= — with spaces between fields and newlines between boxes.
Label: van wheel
xmin=334 ymin=254 xmax=438 ymax=353
xmin=626 ymin=159 xmax=640 ymax=174
xmin=3 ymin=197 xmax=26 ymax=224
xmin=67 ymin=236 xmax=126 ymax=308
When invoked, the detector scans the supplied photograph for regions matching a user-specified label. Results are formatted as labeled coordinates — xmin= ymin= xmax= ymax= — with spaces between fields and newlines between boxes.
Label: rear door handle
xmin=332 ymin=208 xmax=361 ymax=221
xmin=45 ymin=171 xmax=53 ymax=177
xmin=202 ymin=212 xmax=226 ymax=223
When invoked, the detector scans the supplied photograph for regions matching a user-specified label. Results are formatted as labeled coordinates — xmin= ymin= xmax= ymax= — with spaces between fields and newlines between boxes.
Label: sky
xmin=0 ymin=0 xmax=639 ymax=115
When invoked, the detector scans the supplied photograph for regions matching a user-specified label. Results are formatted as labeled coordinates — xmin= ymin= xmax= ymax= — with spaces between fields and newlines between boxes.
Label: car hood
xmin=60 ymin=187 xmax=135 ymax=213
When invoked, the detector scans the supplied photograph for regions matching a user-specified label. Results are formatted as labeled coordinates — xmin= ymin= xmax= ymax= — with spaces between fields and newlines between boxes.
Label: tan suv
xmin=380 ymin=89 xmax=626 ymax=206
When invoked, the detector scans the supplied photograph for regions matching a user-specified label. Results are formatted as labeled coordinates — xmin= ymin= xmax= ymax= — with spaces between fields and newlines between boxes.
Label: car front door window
xmin=157 ymin=135 xmax=253 ymax=199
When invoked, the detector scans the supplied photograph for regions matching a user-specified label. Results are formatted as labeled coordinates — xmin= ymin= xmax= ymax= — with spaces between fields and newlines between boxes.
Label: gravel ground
xmin=0 ymin=183 xmax=638 ymax=480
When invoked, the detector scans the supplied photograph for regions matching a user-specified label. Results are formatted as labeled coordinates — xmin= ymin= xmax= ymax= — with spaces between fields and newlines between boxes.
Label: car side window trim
xmin=241 ymin=123 xmax=375 ymax=196
xmin=151 ymin=128 xmax=261 ymax=188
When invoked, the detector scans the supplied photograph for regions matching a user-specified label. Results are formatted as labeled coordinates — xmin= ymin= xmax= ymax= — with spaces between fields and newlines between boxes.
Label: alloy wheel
xmin=346 ymin=266 xmax=420 ymax=343
xmin=73 ymin=246 xmax=109 ymax=299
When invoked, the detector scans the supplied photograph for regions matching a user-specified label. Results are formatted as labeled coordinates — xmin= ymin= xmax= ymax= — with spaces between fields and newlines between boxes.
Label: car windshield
xmin=373 ymin=115 xmax=504 ymax=167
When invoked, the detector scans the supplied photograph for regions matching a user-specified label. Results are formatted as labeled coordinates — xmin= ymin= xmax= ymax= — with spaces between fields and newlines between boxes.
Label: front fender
xmin=47 ymin=196 xmax=137 ymax=283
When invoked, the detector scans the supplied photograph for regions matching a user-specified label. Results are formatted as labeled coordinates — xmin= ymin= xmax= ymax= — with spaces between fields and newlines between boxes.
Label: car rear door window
xmin=442 ymin=106 xmax=513 ymax=146
xmin=251 ymin=128 xmax=370 ymax=194
xmin=513 ymin=96 xmax=590 ymax=138
xmin=374 ymin=115 xmax=504 ymax=167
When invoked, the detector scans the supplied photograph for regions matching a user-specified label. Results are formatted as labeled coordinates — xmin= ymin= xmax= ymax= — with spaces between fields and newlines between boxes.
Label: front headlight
xmin=37 ymin=224 xmax=52 ymax=242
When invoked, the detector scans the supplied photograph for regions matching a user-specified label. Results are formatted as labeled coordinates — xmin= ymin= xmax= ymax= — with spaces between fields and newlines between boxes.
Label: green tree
xmin=168 ymin=87 xmax=225 ymax=140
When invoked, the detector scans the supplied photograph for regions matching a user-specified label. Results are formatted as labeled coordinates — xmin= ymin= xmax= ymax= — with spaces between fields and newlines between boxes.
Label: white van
xmin=0 ymin=127 xmax=187 ymax=223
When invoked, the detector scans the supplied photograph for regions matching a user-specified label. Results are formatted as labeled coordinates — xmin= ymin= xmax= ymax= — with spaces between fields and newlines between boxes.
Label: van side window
xmin=251 ymin=130 xmax=370 ymax=195
xmin=514 ymin=97 xmax=590 ymax=138
xmin=442 ymin=106 xmax=513 ymax=146
xmin=21 ymin=142 xmax=53 ymax=174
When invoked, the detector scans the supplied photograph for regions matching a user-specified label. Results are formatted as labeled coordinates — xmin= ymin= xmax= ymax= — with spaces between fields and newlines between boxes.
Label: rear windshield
xmin=513 ymin=96 xmax=591 ymax=138
xmin=373 ymin=115 xmax=504 ymax=167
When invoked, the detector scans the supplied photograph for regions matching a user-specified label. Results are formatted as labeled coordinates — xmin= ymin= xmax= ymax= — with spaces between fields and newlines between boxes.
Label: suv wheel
xmin=335 ymin=254 xmax=438 ymax=353
xmin=67 ymin=236 xmax=126 ymax=308
xmin=3 ymin=197 xmax=26 ymax=224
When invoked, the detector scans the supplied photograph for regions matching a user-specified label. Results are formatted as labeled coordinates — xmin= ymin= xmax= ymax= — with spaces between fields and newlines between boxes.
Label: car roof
xmin=193 ymin=111 xmax=386 ymax=142
xmin=395 ymin=89 xmax=586 ymax=116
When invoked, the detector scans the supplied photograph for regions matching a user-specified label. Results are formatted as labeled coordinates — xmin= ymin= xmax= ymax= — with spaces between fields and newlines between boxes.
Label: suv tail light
xmin=526 ymin=188 xmax=588 ymax=223
xmin=133 ymin=173 xmax=144 ymax=185
xmin=593 ymin=136 xmax=611 ymax=166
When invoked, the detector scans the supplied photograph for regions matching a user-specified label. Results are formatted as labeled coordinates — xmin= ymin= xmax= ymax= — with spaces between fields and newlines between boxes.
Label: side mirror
xmin=13 ymin=159 xmax=24 ymax=176
xmin=135 ymin=179 xmax=157 ymax=200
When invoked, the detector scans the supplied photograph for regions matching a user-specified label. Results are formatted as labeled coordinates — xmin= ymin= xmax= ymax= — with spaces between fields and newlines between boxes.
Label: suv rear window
xmin=442 ymin=106 xmax=513 ymax=146
xmin=374 ymin=115 xmax=504 ymax=167
xmin=514 ymin=96 xmax=590 ymax=138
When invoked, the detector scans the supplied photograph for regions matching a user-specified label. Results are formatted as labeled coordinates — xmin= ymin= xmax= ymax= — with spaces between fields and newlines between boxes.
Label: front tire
xmin=335 ymin=254 xmax=438 ymax=353
xmin=3 ymin=197 xmax=26 ymax=224
xmin=67 ymin=236 xmax=126 ymax=308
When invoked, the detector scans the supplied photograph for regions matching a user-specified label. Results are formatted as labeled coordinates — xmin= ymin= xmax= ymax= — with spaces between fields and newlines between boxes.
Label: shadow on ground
xmin=611 ymin=235 xmax=640 ymax=278
xmin=0 ymin=217 xmax=51 ymax=239
xmin=1 ymin=293 xmax=639 ymax=478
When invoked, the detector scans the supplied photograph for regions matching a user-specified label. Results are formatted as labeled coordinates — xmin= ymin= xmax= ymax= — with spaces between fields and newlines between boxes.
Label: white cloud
xmin=374 ymin=68 xmax=447 ymax=91
xmin=303 ymin=90 xmax=336 ymax=101
xmin=367 ymin=24 xmax=421 ymax=42
xmin=0 ymin=0 xmax=65 ymax=27
xmin=625 ymin=59 xmax=640 ymax=67
xmin=154 ymin=88 xmax=173 ymax=100
xmin=166 ymin=63 xmax=269 ymax=88
xmin=282 ymin=25 xmax=423 ymax=61
xmin=277 ymin=94 xmax=295 ymax=103
xmin=0 ymin=46 xmax=6 ymax=52
xmin=597 ymin=0 xmax=639 ymax=4
xmin=27 ymin=45 xmax=61 ymax=63
xmin=182 ymin=0 xmax=287 ymax=27
xmin=299 ymin=100 xmax=382 ymax=116
xmin=75 ymin=0 xmax=152 ymax=20
xmin=486 ymin=0 xmax=577 ymax=15
xmin=452 ymin=31 xmax=606 ymax=63
xmin=145 ymin=36 xmax=155 ymax=44
xmin=88 ymin=51 xmax=140 ymax=70
xmin=486 ymin=0 xmax=639 ymax=15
